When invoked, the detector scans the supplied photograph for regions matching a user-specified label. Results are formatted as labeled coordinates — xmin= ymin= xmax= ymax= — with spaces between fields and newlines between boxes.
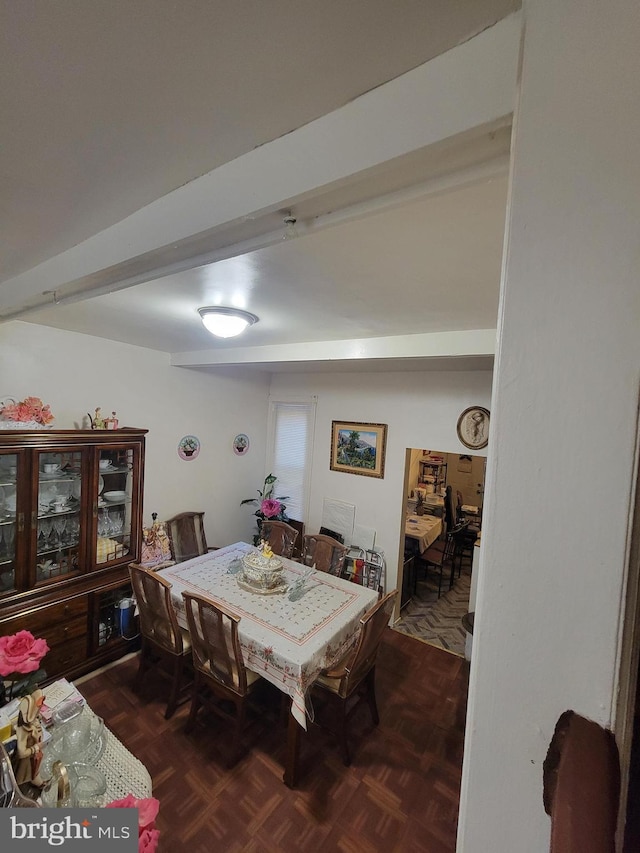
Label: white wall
xmin=458 ymin=1 xmax=640 ymax=850
xmin=0 ymin=321 xmax=270 ymax=546
xmin=269 ymin=369 xmax=492 ymax=596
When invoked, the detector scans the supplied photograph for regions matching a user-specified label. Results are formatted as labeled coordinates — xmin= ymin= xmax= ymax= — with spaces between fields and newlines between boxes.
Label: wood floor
xmin=78 ymin=629 xmax=469 ymax=853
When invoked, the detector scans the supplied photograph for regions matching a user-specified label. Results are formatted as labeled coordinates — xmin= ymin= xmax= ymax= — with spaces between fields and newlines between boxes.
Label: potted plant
xmin=241 ymin=474 xmax=290 ymax=545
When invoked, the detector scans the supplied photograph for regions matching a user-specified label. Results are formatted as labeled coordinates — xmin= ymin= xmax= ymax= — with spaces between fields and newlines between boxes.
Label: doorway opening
xmin=394 ymin=448 xmax=486 ymax=657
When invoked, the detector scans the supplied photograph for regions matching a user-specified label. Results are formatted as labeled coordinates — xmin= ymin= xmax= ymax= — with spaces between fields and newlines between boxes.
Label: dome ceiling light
xmin=198 ymin=306 xmax=259 ymax=338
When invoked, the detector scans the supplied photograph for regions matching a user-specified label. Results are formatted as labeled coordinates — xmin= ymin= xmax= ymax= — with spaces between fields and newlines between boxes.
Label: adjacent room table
xmin=405 ymin=514 xmax=443 ymax=553
xmin=158 ymin=542 xmax=378 ymax=786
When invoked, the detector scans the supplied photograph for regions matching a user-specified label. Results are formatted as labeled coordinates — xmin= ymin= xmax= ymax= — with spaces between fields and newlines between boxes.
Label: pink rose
xmin=107 ymin=795 xmax=160 ymax=833
xmin=261 ymin=499 xmax=282 ymax=518
xmin=0 ymin=631 xmax=49 ymax=677
xmin=139 ymin=828 xmax=160 ymax=853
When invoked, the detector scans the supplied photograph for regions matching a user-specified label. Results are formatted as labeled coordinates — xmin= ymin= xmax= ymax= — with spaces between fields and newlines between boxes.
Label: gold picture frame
xmin=330 ymin=421 xmax=388 ymax=478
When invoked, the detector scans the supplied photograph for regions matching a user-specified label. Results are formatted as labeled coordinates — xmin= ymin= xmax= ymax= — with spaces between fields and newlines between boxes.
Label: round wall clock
xmin=457 ymin=406 xmax=490 ymax=450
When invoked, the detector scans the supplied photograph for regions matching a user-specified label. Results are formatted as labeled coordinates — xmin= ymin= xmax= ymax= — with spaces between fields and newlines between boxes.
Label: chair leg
xmin=165 ymin=653 xmax=184 ymax=719
xmin=365 ymin=668 xmax=379 ymax=725
xmin=230 ymin=697 xmax=246 ymax=766
xmin=338 ymin=700 xmax=351 ymax=766
xmin=135 ymin=643 xmax=151 ymax=689
xmin=184 ymin=672 xmax=202 ymax=733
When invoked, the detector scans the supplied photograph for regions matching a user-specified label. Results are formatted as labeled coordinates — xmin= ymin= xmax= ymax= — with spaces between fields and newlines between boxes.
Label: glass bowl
xmin=67 ymin=762 xmax=107 ymax=808
xmin=47 ymin=709 xmax=106 ymax=767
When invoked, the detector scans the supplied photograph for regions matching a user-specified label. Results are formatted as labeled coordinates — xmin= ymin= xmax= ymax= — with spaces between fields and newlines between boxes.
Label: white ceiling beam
xmin=171 ymin=329 xmax=497 ymax=368
xmin=0 ymin=12 xmax=520 ymax=319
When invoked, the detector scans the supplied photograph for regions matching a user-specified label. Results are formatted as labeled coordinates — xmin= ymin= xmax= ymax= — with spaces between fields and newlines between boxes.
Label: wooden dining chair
xmin=181 ymin=591 xmax=263 ymax=766
xmin=165 ymin=511 xmax=216 ymax=563
xmin=129 ymin=563 xmax=192 ymax=719
xmin=313 ymin=590 xmax=397 ymax=765
xmin=260 ymin=520 xmax=299 ymax=559
xmin=301 ymin=533 xmax=347 ymax=576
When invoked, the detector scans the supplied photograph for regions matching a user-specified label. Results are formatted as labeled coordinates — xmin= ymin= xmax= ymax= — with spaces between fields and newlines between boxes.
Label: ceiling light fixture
xmin=282 ymin=212 xmax=298 ymax=240
xmin=198 ymin=306 xmax=259 ymax=338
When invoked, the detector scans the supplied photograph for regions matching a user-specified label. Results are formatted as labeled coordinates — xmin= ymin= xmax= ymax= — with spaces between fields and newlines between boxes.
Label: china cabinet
xmin=0 ymin=429 xmax=147 ymax=681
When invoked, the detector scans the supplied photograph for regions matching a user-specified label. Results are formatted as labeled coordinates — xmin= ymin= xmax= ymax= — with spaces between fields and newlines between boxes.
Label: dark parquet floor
xmin=78 ymin=629 xmax=469 ymax=852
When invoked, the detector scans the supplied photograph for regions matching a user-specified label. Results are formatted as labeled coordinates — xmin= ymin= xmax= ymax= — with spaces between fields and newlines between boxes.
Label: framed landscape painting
xmin=330 ymin=421 xmax=388 ymax=479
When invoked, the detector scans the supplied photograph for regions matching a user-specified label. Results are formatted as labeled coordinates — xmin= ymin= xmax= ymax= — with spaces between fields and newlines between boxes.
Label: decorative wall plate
xmin=457 ymin=406 xmax=490 ymax=450
xmin=233 ymin=433 xmax=250 ymax=455
xmin=178 ymin=435 xmax=200 ymax=461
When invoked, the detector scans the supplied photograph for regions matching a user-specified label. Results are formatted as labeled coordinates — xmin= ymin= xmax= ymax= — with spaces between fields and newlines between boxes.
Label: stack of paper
xmin=39 ymin=678 xmax=85 ymax=725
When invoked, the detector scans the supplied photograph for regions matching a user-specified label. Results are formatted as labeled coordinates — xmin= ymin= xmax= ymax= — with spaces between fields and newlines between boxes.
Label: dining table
xmin=158 ymin=542 xmax=378 ymax=787
xmin=404 ymin=513 xmax=443 ymax=553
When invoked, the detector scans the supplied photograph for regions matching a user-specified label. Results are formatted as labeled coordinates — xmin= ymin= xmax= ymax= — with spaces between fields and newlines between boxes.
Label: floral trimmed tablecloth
xmin=159 ymin=543 xmax=378 ymax=728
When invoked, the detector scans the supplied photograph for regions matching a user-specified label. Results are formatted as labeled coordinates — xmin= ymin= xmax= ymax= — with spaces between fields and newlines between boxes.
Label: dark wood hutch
xmin=0 ymin=428 xmax=147 ymax=682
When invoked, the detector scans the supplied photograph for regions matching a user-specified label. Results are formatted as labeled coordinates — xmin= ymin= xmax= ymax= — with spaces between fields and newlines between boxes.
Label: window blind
xmin=269 ymin=402 xmax=314 ymax=522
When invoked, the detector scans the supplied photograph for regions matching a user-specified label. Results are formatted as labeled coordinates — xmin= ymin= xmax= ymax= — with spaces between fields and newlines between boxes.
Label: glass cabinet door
xmin=36 ymin=449 xmax=83 ymax=583
xmin=95 ymin=445 xmax=138 ymax=568
xmin=0 ymin=453 xmax=19 ymax=594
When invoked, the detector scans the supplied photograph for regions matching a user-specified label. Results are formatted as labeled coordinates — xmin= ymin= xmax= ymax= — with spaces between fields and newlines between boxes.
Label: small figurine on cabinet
xmin=105 ymin=411 xmax=119 ymax=430
xmin=14 ymin=688 xmax=46 ymax=788
xmin=89 ymin=407 xmax=106 ymax=430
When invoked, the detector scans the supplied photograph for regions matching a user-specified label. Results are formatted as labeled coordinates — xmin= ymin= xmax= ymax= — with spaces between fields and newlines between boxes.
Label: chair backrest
xmin=301 ymin=533 xmax=348 ymax=575
xmin=333 ymin=591 xmax=397 ymax=690
xmin=166 ymin=511 xmax=208 ymax=563
xmin=260 ymin=520 xmax=299 ymax=559
xmin=181 ymin=591 xmax=249 ymax=695
xmin=129 ymin=563 xmax=184 ymax=655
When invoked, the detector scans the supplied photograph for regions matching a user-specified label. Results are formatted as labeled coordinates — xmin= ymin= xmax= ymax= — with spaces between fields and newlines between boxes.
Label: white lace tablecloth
xmin=95 ymin=723 xmax=152 ymax=801
xmin=159 ymin=543 xmax=378 ymax=729
xmin=72 ymin=705 xmax=152 ymax=802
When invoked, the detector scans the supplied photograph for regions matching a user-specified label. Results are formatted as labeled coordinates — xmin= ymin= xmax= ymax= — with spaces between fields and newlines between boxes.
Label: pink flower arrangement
xmin=260 ymin=498 xmax=282 ymax=518
xmin=0 ymin=630 xmax=49 ymax=677
xmin=241 ymin=474 xmax=290 ymax=545
xmin=0 ymin=396 xmax=54 ymax=425
xmin=106 ymin=794 xmax=160 ymax=853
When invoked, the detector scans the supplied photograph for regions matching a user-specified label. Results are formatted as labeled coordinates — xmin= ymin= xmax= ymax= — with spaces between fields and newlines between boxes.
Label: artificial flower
xmin=261 ymin=498 xmax=282 ymax=518
xmin=138 ymin=828 xmax=160 ymax=853
xmin=241 ymin=474 xmax=289 ymax=544
xmin=0 ymin=396 xmax=54 ymax=425
xmin=0 ymin=631 xmax=49 ymax=676
xmin=106 ymin=795 xmax=161 ymax=852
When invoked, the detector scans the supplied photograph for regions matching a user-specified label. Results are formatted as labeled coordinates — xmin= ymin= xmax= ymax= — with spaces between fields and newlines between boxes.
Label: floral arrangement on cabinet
xmin=241 ymin=474 xmax=289 ymax=545
xmin=0 ymin=396 xmax=54 ymax=427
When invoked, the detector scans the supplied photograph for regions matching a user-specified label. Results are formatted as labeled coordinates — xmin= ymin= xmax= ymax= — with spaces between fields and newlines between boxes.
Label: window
xmin=267 ymin=399 xmax=315 ymax=522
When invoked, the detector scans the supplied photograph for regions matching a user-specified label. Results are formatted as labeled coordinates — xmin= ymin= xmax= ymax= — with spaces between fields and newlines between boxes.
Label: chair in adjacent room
xmin=181 ymin=591 xmax=263 ymax=766
xmin=313 ymin=590 xmax=397 ymax=765
xmin=260 ymin=520 xmax=299 ymax=559
xmin=300 ymin=533 xmax=348 ymax=576
xmin=451 ymin=519 xmax=471 ymax=579
xmin=165 ymin=511 xmax=216 ymax=563
xmin=416 ymin=532 xmax=456 ymax=597
xmin=129 ymin=563 xmax=193 ymax=719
